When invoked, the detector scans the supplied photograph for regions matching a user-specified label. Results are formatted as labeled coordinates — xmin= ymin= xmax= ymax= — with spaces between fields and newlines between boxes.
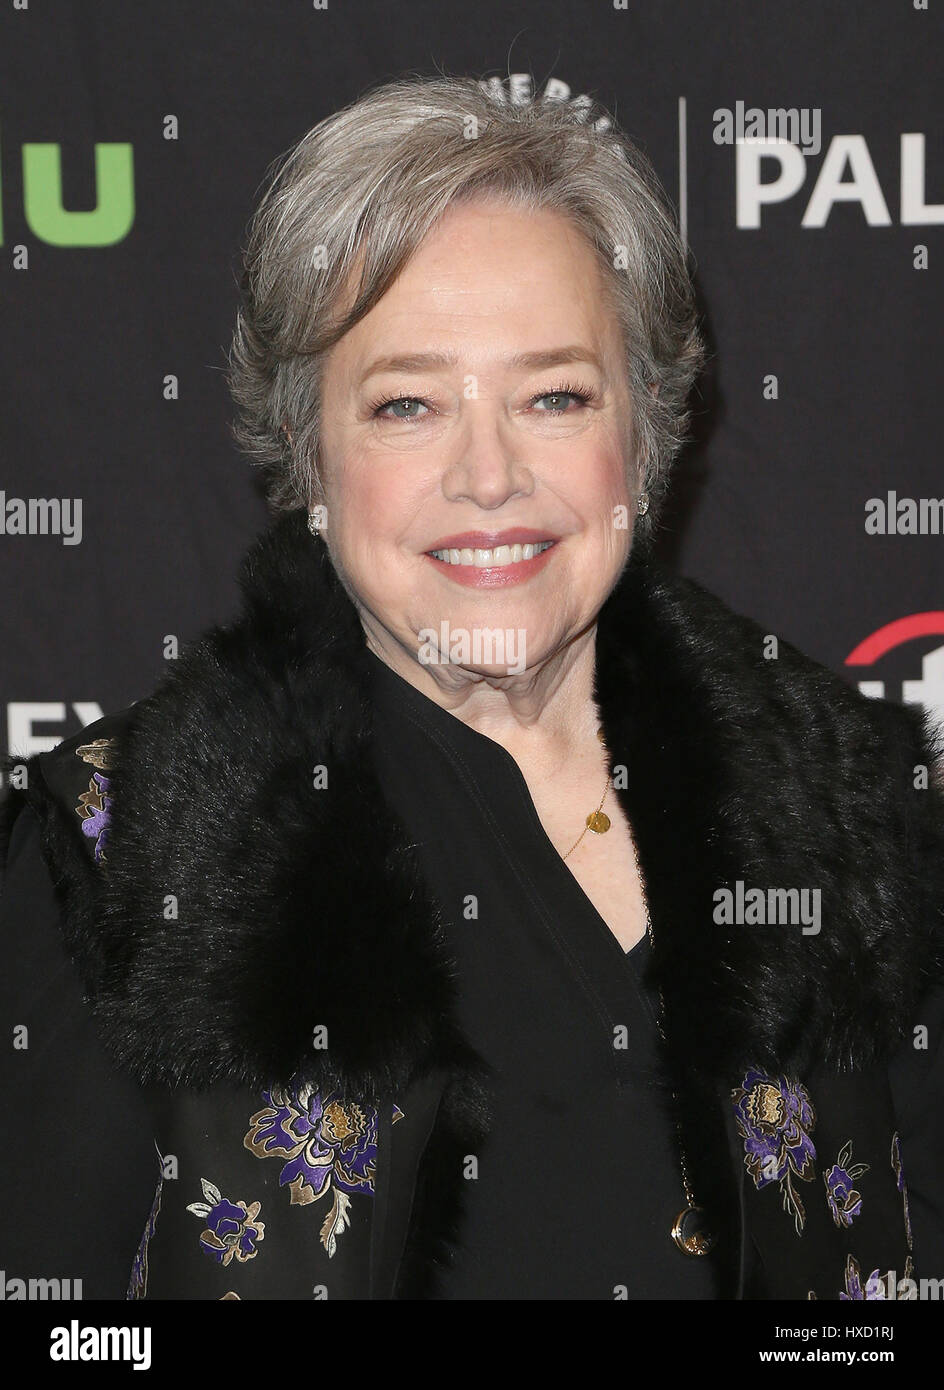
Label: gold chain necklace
xmin=561 ymin=728 xmax=611 ymax=861
xmin=561 ymin=726 xmax=716 ymax=1257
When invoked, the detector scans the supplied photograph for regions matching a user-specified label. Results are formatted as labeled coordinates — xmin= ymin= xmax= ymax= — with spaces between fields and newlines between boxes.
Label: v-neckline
xmin=364 ymin=649 xmax=663 ymax=1047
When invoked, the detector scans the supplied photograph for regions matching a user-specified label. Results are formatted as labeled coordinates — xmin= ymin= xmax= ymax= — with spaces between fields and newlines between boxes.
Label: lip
xmin=423 ymin=535 xmax=559 ymax=588
xmin=424 ymin=528 xmax=560 ymax=551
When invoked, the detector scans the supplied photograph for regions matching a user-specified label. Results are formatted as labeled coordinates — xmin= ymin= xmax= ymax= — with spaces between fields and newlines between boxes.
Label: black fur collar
xmin=76 ymin=511 xmax=944 ymax=1098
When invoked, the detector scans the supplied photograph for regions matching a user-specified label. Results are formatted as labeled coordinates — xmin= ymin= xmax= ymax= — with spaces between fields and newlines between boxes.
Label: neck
xmin=360 ymin=611 xmax=602 ymax=765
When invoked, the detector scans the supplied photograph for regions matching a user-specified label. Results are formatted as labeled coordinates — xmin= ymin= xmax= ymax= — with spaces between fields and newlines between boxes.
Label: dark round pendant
xmin=671 ymin=1205 xmax=715 ymax=1256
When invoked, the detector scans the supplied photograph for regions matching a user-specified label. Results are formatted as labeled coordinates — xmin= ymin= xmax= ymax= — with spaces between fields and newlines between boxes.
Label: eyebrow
xmin=359 ymin=345 xmax=604 ymax=382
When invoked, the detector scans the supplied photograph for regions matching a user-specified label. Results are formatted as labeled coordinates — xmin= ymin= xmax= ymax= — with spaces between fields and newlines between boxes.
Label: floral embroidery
xmin=76 ymin=738 xmax=119 ymax=772
xmin=75 ymin=771 xmax=112 ymax=864
xmin=127 ymin=1175 xmax=163 ymax=1300
xmin=824 ymin=1141 xmax=869 ymax=1229
xmin=244 ymin=1081 xmax=402 ymax=1257
xmin=832 ymin=1254 xmax=916 ymax=1301
xmin=840 ymin=1254 xmax=887 ymax=1300
xmin=890 ymin=1132 xmax=914 ymax=1251
xmin=74 ymin=738 xmax=120 ymax=865
xmin=186 ymin=1179 xmax=265 ymax=1265
xmin=894 ymin=1255 xmax=917 ymax=1299
xmin=732 ymin=1068 xmax=817 ymax=1234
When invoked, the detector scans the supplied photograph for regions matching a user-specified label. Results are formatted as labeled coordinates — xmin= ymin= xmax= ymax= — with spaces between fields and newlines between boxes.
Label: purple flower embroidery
xmin=840 ymin=1254 xmax=887 ymax=1301
xmin=824 ymin=1141 xmax=869 ymax=1229
xmin=127 ymin=1176 xmax=163 ymax=1300
xmin=890 ymin=1132 xmax=914 ymax=1251
xmin=244 ymin=1081 xmax=402 ymax=1256
xmin=732 ymin=1067 xmax=817 ymax=1234
xmin=186 ymin=1180 xmax=265 ymax=1266
xmin=76 ymin=771 xmax=112 ymax=864
xmin=74 ymin=738 xmax=119 ymax=865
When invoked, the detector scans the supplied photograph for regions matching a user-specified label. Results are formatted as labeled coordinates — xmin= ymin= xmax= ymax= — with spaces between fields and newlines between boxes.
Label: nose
xmin=440 ymin=403 xmax=534 ymax=510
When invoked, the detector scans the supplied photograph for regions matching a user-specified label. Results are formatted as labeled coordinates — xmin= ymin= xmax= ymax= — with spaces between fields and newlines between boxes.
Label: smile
xmin=427 ymin=541 xmax=555 ymax=568
xmin=423 ymin=536 xmax=559 ymax=589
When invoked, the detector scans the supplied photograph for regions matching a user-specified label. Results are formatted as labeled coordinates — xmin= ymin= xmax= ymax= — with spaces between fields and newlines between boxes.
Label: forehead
xmin=327 ymin=200 xmax=623 ymax=379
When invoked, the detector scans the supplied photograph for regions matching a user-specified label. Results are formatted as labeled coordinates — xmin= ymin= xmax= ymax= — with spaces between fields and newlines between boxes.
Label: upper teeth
xmin=429 ymin=541 xmax=554 ymax=567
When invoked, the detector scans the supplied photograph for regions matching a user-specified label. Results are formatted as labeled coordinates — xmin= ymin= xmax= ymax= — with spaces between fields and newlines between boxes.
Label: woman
xmin=2 ymin=73 xmax=943 ymax=1302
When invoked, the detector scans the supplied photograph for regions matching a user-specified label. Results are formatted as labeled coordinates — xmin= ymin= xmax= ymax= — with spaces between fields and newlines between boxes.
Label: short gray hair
xmin=226 ymin=73 xmax=705 ymax=541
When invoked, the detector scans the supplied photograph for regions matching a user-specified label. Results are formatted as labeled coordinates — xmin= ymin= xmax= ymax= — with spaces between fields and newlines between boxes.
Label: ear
xmin=282 ymin=422 xmax=294 ymax=445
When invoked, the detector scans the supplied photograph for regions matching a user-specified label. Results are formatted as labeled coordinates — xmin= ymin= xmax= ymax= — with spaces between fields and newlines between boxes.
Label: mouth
xmin=427 ymin=540 xmax=556 ymax=568
xmin=422 ymin=531 xmax=560 ymax=588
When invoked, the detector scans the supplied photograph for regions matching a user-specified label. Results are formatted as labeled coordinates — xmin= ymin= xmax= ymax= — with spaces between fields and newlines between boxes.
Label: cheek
xmin=573 ymin=451 xmax=634 ymax=564
xmin=326 ymin=461 xmax=426 ymax=592
xmin=324 ymin=453 xmax=385 ymax=535
xmin=600 ymin=428 xmax=632 ymax=486
xmin=569 ymin=443 xmax=631 ymax=512
xmin=338 ymin=454 xmax=439 ymax=553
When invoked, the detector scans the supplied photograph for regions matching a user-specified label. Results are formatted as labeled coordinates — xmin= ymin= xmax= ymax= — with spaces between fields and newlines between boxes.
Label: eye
xmin=530 ymin=386 xmax=595 ymax=414
xmin=371 ymin=396 xmax=430 ymax=421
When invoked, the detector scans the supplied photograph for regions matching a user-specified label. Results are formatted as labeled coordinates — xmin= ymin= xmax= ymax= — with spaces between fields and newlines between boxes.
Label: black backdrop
xmin=2 ymin=0 xmax=942 ymax=761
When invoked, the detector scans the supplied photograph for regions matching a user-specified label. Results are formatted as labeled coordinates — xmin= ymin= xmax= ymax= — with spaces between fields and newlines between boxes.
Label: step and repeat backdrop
xmin=1 ymin=0 xmax=941 ymax=760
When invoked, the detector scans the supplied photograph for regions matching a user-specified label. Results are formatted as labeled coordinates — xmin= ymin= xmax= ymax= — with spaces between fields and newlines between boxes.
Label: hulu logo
xmin=1 ymin=126 xmax=134 ymax=247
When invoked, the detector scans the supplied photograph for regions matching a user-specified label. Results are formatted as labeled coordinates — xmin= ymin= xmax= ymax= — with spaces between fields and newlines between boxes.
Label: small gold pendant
xmin=671 ymin=1205 xmax=715 ymax=1256
xmin=586 ymin=810 xmax=611 ymax=834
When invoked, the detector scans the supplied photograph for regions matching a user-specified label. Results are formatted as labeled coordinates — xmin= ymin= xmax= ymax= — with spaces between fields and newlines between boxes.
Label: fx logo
xmin=846 ymin=612 xmax=944 ymax=735
xmin=6 ymin=702 xmax=105 ymax=759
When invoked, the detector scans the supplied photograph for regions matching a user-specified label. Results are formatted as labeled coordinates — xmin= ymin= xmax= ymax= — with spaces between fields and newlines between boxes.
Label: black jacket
xmin=2 ymin=510 xmax=943 ymax=1300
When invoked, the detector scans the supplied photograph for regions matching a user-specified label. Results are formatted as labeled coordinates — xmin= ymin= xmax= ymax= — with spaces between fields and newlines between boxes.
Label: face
xmin=316 ymin=199 xmax=637 ymax=689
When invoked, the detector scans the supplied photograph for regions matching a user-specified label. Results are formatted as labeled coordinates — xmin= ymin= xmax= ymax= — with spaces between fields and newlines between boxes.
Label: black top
xmin=0 ymin=802 xmax=158 ymax=1299
xmin=2 ymin=673 xmax=943 ymax=1298
xmin=366 ymin=649 xmax=724 ymax=1299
